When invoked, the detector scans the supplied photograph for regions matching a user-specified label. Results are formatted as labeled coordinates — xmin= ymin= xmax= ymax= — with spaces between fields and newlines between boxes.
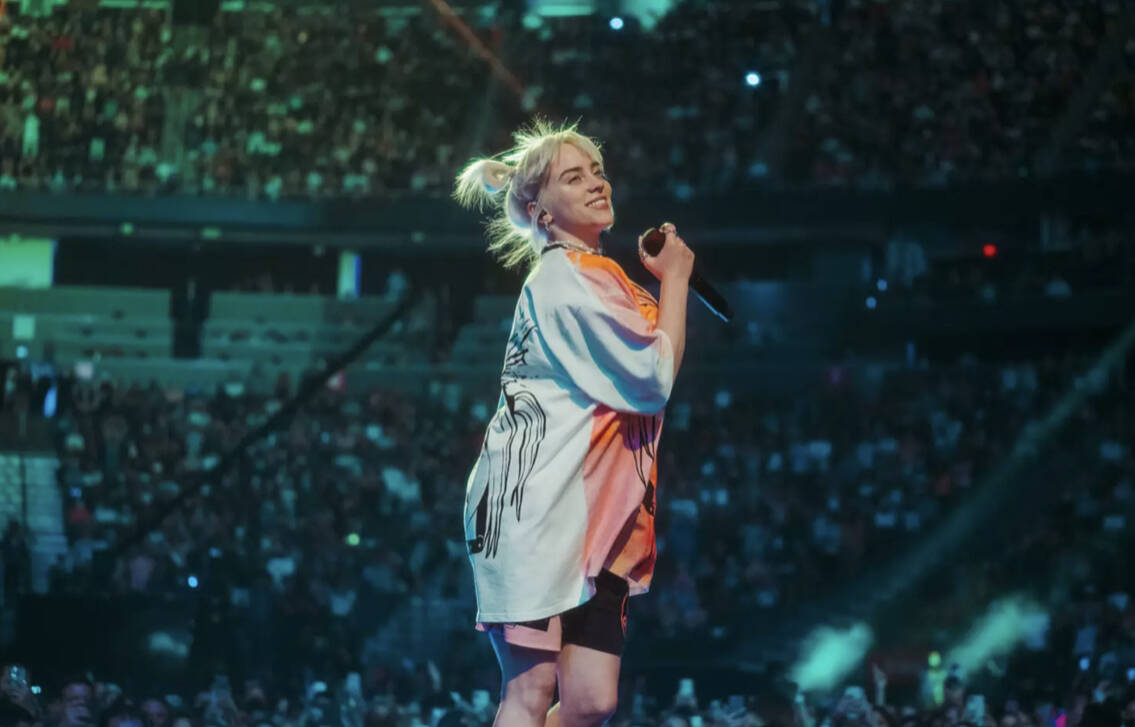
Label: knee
xmin=502 ymin=668 xmax=557 ymax=718
xmin=562 ymin=694 xmax=618 ymax=726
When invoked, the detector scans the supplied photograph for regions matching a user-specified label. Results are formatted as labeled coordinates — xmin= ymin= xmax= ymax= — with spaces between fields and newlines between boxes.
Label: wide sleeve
xmin=531 ymin=260 xmax=675 ymax=414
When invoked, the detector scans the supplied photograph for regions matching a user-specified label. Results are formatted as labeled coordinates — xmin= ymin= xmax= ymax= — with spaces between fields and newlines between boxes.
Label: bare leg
xmin=555 ymin=644 xmax=621 ymax=727
xmin=489 ymin=630 xmax=558 ymax=727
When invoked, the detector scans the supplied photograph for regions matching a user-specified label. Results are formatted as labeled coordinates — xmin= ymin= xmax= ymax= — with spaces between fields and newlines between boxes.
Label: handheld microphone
xmin=641 ymin=227 xmax=733 ymax=322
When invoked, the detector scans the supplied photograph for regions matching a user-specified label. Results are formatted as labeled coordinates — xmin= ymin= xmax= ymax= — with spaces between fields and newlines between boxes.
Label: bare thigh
xmin=489 ymin=629 xmax=559 ymax=726
xmin=555 ymin=643 xmax=621 ymax=726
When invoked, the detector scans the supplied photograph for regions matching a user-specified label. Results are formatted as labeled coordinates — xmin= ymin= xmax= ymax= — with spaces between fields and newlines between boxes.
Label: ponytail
xmin=451 ymin=116 xmax=606 ymax=273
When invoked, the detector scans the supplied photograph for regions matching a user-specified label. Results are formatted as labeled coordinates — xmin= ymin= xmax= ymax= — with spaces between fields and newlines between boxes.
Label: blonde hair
xmin=452 ymin=117 xmax=606 ymax=271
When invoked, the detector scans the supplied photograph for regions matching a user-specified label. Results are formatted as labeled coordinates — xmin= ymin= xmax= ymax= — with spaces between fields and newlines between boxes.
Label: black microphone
xmin=641 ymin=227 xmax=733 ymax=322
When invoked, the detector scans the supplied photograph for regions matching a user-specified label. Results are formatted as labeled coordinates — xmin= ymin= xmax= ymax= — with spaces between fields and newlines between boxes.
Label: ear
xmin=527 ymin=202 xmax=550 ymax=225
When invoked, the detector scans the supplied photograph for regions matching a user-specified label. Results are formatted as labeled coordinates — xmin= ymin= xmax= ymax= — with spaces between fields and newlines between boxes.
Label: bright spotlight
xmin=187 ymin=575 xmax=199 ymax=589
xmin=790 ymin=621 xmax=875 ymax=692
xmin=609 ymin=16 xmax=624 ymax=30
xmin=945 ymin=596 xmax=1050 ymax=676
xmin=866 ymin=296 xmax=877 ymax=310
xmin=877 ymin=279 xmax=888 ymax=292
xmin=745 ymin=71 xmax=761 ymax=87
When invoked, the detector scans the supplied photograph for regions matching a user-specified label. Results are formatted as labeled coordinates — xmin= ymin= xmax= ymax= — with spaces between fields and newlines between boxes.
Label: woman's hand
xmin=639 ymin=222 xmax=694 ymax=282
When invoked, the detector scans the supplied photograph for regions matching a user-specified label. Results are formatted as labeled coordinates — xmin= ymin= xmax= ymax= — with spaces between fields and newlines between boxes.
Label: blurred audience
xmin=792 ymin=0 xmax=1116 ymax=187
xmin=1 ymin=340 xmax=1130 ymax=725
xmin=3 ymin=0 xmax=1130 ymax=199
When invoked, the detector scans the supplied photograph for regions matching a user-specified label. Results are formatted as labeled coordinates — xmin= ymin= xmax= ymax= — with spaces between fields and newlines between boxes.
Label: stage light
xmin=982 ymin=243 xmax=998 ymax=258
xmin=866 ymin=296 xmax=877 ymax=310
xmin=16 ymin=345 xmax=27 ymax=359
xmin=346 ymin=532 xmax=361 ymax=547
xmin=876 ymin=279 xmax=888 ymax=292
xmin=790 ymin=621 xmax=875 ymax=691
xmin=609 ymin=16 xmax=624 ymax=30
xmin=945 ymin=595 xmax=1049 ymax=676
xmin=745 ymin=71 xmax=761 ymax=87
xmin=187 ymin=575 xmax=199 ymax=589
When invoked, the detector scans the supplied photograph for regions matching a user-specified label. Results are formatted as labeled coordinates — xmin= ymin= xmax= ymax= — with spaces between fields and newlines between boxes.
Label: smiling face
xmin=526 ymin=142 xmax=613 ymax=245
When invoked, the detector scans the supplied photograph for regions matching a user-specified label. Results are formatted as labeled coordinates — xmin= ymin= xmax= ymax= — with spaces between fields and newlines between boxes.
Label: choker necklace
xmin=542 ymin=239 xmax=604 ymax=256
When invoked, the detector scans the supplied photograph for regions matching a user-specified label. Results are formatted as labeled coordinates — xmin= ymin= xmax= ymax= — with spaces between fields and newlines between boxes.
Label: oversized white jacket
xmin=464 ymin=244 xmax=675 ymax=624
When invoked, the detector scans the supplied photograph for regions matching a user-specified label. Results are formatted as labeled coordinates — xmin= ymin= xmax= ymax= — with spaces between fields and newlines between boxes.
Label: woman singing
xmin=452 ymin=118 xmax=693 ymax=727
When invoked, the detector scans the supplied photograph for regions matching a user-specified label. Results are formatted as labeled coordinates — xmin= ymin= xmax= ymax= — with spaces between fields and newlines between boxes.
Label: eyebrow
xmin=558 ymin=162 xmax=602 ymax=180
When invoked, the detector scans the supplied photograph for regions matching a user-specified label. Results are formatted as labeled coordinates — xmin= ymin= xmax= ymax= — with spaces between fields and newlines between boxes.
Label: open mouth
xmin=586 ymin=198 xmax=610 ymax=209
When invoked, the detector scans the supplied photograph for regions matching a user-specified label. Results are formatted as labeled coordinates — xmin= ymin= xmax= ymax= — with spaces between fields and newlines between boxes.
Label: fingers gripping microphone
xmin=641 ymin=227 xmax=734 ymax=322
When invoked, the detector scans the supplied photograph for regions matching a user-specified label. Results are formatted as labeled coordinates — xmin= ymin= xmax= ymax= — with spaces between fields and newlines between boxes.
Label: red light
xmin=982 ymin=244 xmax=998 ymax=258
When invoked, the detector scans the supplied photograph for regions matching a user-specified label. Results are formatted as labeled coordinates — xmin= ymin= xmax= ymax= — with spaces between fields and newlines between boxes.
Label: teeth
xmin=587 ymin=199 xmax=608 ymax=208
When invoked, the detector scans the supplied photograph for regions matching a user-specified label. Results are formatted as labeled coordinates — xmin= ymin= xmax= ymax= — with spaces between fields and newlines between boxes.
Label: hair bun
xmin=481 ymin=161 xmax=516 ymax=194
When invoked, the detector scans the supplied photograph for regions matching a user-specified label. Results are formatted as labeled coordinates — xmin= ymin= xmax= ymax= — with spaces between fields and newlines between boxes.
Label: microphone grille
xmin=641 ymin=228 xmax=666 ymax=257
